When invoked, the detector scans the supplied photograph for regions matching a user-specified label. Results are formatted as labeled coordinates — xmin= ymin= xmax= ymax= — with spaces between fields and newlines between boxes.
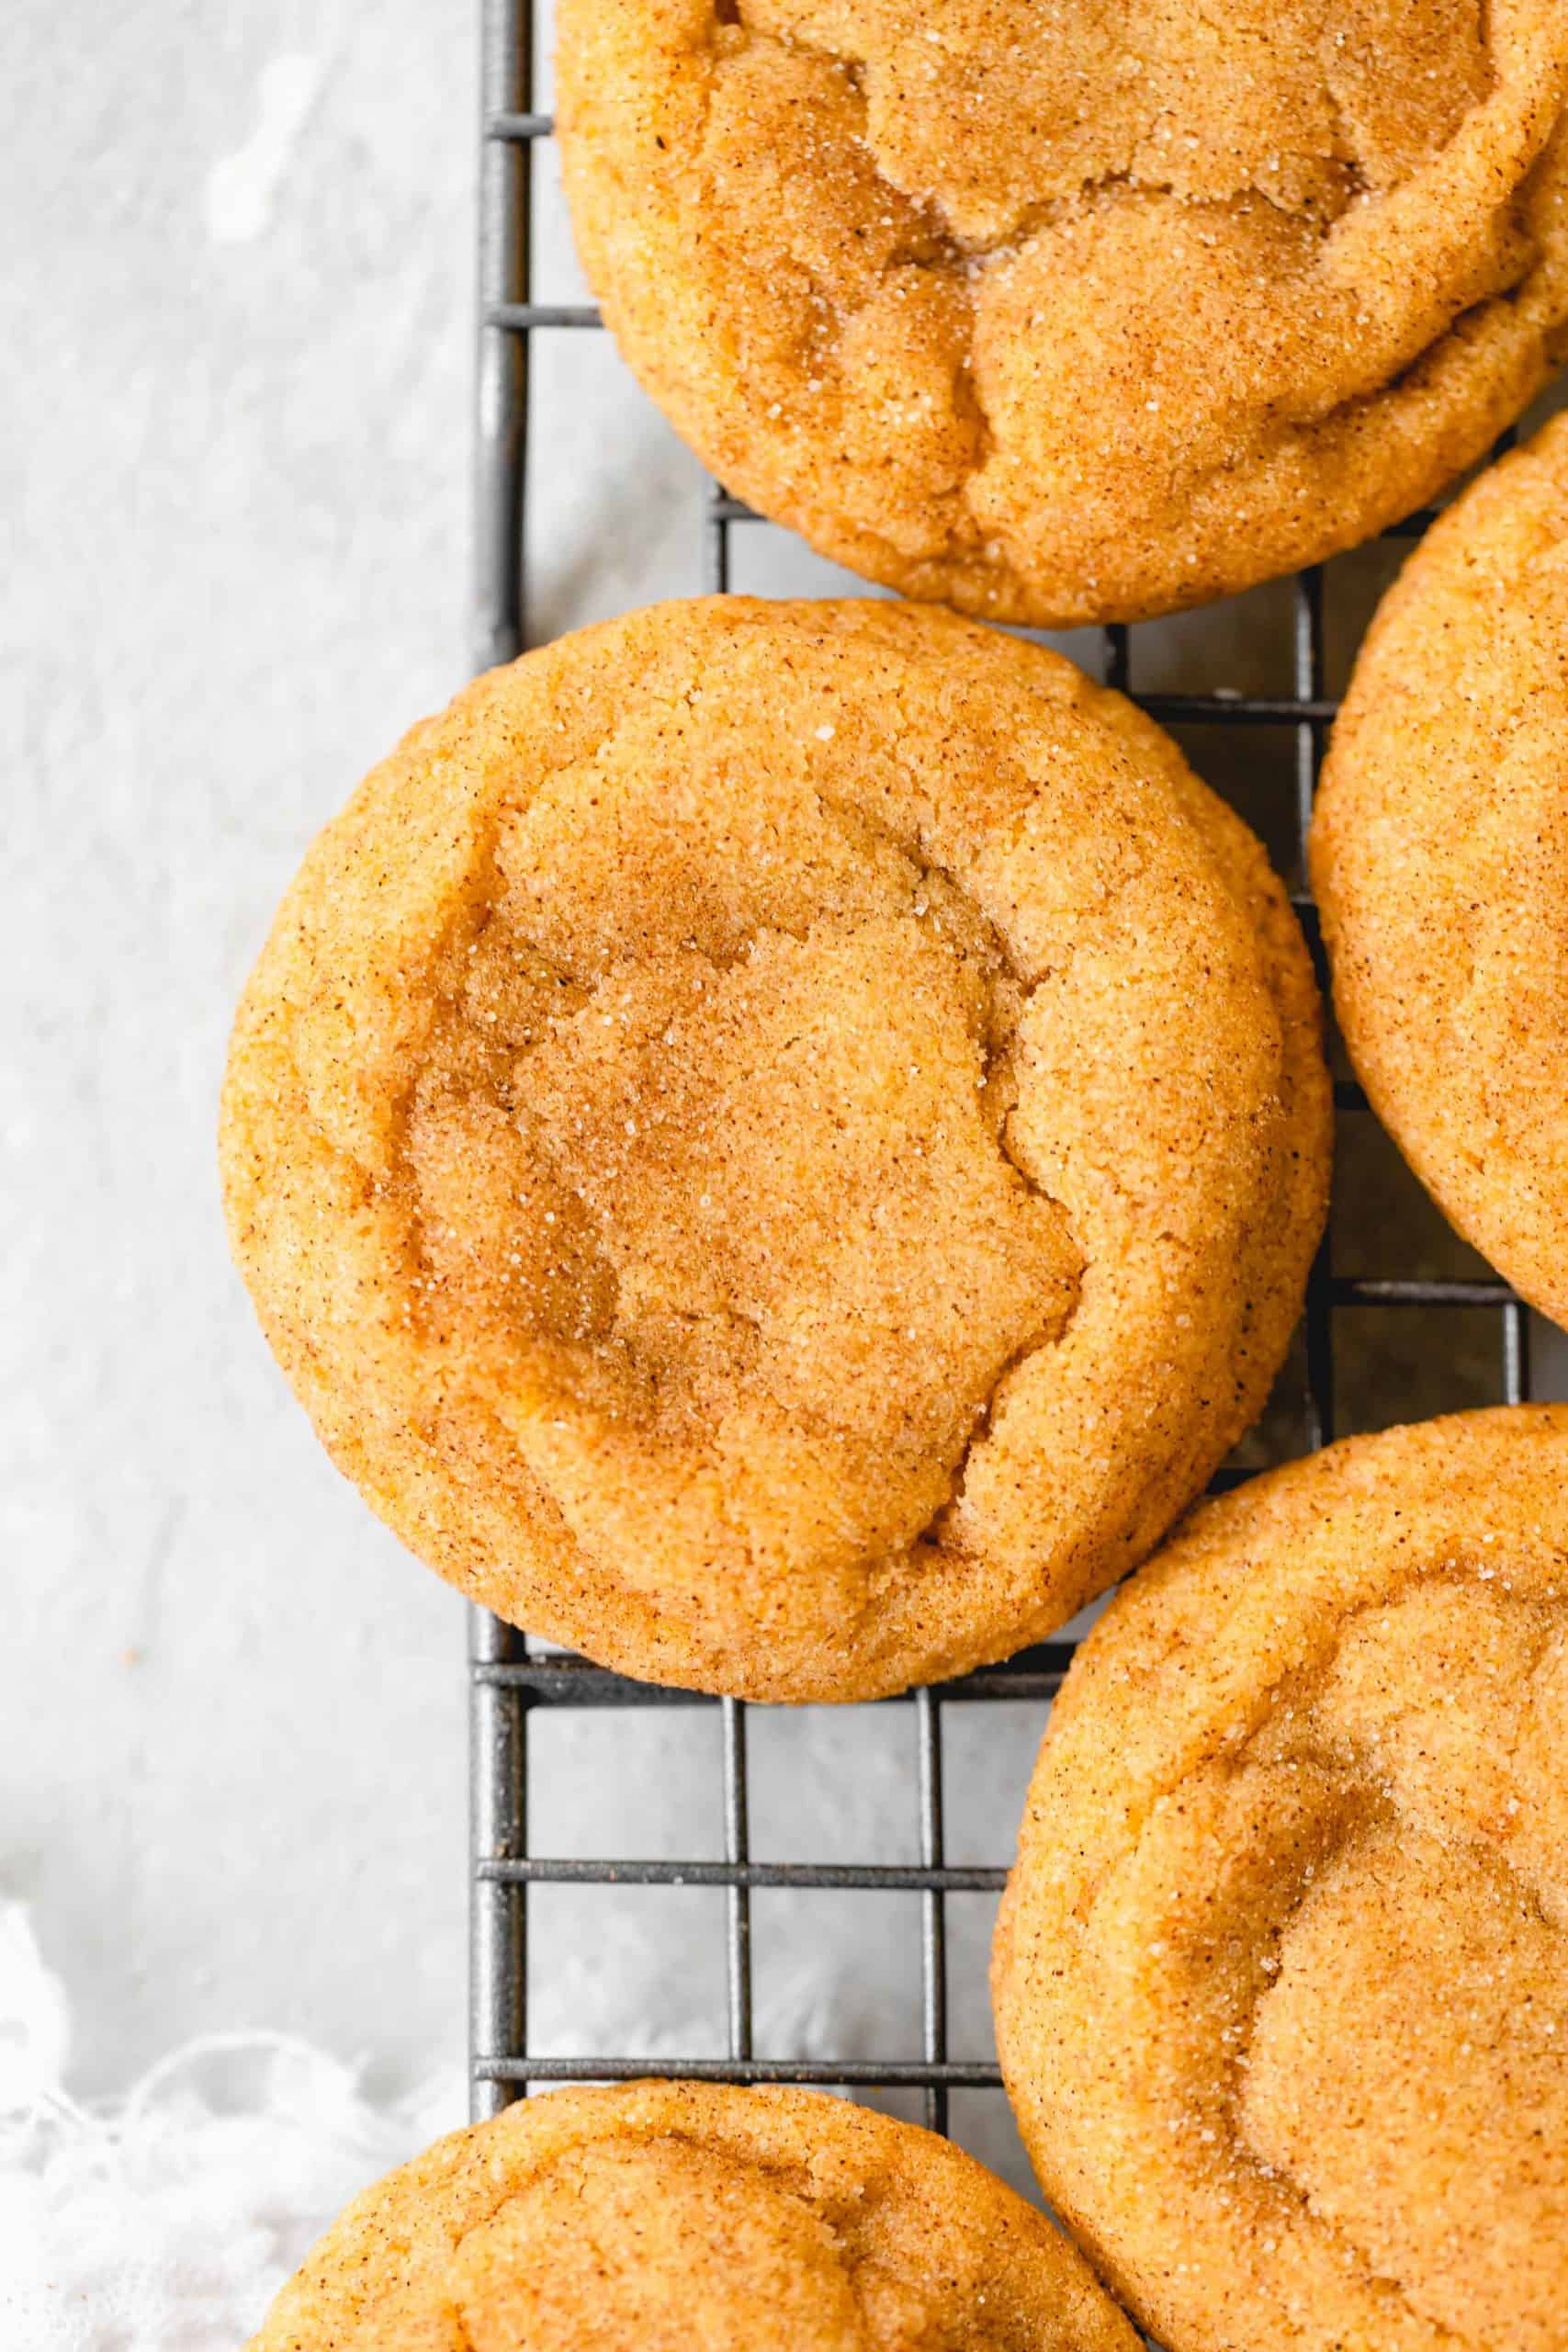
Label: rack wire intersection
xmin=468 ymin=0 xmax=1534 ymax=2221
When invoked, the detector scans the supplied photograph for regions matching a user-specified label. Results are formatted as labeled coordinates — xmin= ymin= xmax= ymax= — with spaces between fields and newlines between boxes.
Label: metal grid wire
xmin=468 ymin=0 xmax=1535 ymax=2160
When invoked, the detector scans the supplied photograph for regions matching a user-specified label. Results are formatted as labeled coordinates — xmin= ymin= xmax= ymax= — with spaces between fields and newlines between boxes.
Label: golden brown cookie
xmin=245 ymin=2081 xmax=1141 ymax=2351
xmin=220 ymin=598 xmax=1328 ymax=1701
xmin=557 ymin=1 xmax=1568 ymax=628
xmin=1312 ymin=412 xmax=1568 ymax=1329
xmin=994 ymin=1405 xmax=1568 ymax=2352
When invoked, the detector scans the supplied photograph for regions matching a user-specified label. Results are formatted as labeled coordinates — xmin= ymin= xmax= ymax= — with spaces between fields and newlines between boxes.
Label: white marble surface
xmin=6 ymin=0 xmax=1566 ymax=2226
xmin=6 ymin=0 xmax=479 ymax=2103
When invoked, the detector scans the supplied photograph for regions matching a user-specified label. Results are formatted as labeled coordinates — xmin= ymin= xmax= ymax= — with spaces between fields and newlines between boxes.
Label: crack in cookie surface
xmin=1130 ymin=1578 xmax=1568 ymax=2350
xmin=400 ymin=759 xmax=1081 ymax=1605
xmin=996 ymin=1409 xmax=1568 ymax=2352
xmin=734 ymin=0 xmax=1491 ymax=243
xmin=446 ymin=2137 xmax=870 ymax=2351
xmin=245 ymin=2084 xmax=1144 ymax=2352
xmin=221 ymin=599 xmax=1327 ymax=1699
xmin=558 ymin=0 xmax=1568 ymax=620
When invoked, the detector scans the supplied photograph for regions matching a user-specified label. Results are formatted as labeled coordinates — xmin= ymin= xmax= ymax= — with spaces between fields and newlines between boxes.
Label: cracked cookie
xmin=558 ymin=0 xmax=1568 ymax=627
xmin=245 ymin=2081 xmax=1142 ymax=2351
xmin=220 ymin=598 xmax=1328 ymax=1700
xmin=1312 ymin=411 xmax=1568 ymax=1331
xmin=994 ymin=1404 xmax=1568 ymax=2352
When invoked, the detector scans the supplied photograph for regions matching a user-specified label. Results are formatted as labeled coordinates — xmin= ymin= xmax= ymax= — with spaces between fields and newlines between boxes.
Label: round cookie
xmin=221 ymin=598 xmax=1328 ymax=1701
xmin=558 ymin=1 xmax=1568 ymax=628
xmin=245 ymin=2080 xmax=1142 ymax=2351
xmin=994 ymin=1405 xmax=1568 ymax=2352
xmin=1312 ymin=411 xmax=1568 ymax=1329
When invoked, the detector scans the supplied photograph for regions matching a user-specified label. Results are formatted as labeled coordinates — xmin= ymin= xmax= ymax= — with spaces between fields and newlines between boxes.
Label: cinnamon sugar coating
xmin=220 ymin=599 xmax=1327 ymax=1700
xmin=1313 ymin=411 xmax=1568 ymax=1331
xmin=558 ymin=0 xmax=1568 ymax=626
xmin=246 ymin=2082 xmax=1141 ymax=2352
xmin=995 ymin=1405 xmax=1568 ymax=2352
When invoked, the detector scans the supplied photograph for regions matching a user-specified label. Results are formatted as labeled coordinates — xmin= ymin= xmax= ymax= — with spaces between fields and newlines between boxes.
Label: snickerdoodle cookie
xmin=221 ymin=598 xmax=1327 ymax=1700
xmin=994 ymin=1405 xmax=1568 ymax=2352
xmin=1313 ymin=412 xmax=1568 ymax=1329
xmin=246 ymin=2081 xmax=1141 ymax=2352
xmin=557 ymin=1 xmax=1568 ymax=627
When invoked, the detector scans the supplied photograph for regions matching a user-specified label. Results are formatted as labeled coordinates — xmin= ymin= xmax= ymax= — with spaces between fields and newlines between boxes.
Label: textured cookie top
xmin=558 ymin=0 xmax=1568 ymax=624
xmin=221 ymin=600 xmax=1326 ymax=1700
xmin=745 ymin=0 xmax=1489 ymax=237
xmin=246 ymin=2082 xmax=1141 ymax=2351
xmin=1312 ymin=412 xmax=1568 ymax=1330
xmin=416 ymin=758 xmax=1080 ymax=1595
xmin=995 ymin=1406 xmax=1568 ymax=2352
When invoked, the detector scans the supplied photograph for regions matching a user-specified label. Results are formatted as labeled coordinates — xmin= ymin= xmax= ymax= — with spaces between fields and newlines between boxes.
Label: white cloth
xmin=0 ymin=1905 xmax=460 ymax=2351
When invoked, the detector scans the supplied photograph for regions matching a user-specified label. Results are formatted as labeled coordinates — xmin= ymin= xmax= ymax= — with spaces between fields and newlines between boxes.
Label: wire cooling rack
xmin=467 ymin=0 xmax=1537 ymax=2195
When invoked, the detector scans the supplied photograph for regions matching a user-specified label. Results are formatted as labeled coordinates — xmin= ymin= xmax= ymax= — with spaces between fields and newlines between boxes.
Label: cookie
xmin=994 ymin=1405 xmax=1568 ymax=2352
xmin=1312 ymin=412 xmax=1568 ymax=1329
xmin=245 ymin=2080 xmax=1141 ymax=2351
xmin=220 ymin=598 xmax=1328 ymax=1701
xmin=557 ymin=1 xmax=1568 ymax=628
